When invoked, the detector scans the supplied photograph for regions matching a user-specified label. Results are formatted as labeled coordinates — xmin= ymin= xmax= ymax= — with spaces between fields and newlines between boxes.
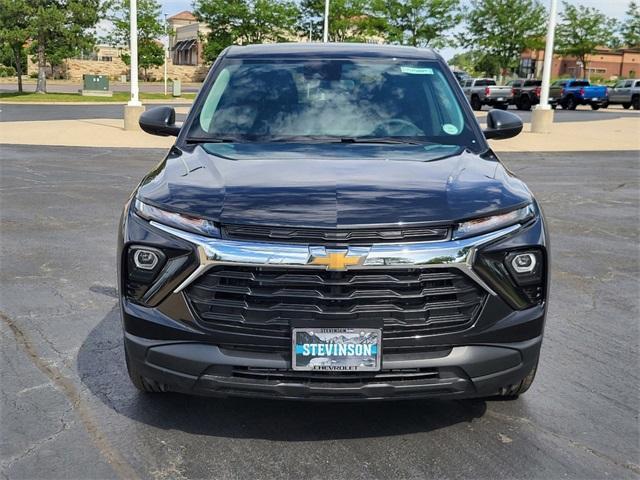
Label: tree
xmin=195 ymin=0 xmax=299 ymax=61
xmin=556 ymin=2 xmax=617 ymax=78
xmin=460 ymin=0 xmax=547 ymax=75
xmin=371 ymin=0 xmax=461 ymax=48
xmin=0 ymin=0 xmax=31 ymax=92
xmin=27 ymin=0 xmax=101 ymax=93
xmin=105 ymin=0 xmax=165 ymax=80
xmin=449 ymin=51 xmax=480 ymax=74
xmin=299 ymin=0 xmax=373 ymax=43
xmin=621 ymin=1 xmax=640 ymax=47
xmin=449 ymin=50 xmax=501 ymax=77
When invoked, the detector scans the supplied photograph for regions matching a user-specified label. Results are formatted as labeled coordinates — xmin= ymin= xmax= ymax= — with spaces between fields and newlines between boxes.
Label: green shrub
xmin=0 ymin=65 xmax=16 ymax=77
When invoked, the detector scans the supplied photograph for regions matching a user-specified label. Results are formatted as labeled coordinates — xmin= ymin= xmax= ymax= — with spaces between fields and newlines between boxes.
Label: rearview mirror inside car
xmin=483 ymin=110 xmax=523 ymax=140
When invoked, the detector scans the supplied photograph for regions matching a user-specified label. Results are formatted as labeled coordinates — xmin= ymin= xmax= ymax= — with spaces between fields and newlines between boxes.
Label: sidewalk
xmin=1 ymin=114 xmax=638 ymax=151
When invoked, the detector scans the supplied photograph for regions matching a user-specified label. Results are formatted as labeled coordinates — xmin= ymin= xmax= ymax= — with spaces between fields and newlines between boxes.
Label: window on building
xmin=518 ymin=58 xmax=534 ymax=77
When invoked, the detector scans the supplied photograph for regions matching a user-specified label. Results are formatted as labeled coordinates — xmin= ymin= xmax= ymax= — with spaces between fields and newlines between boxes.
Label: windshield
xmin=188 ymin=58 xmax=480 ymax=150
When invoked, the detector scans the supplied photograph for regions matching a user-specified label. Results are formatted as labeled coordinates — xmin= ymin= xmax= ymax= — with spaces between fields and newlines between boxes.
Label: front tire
xmin=497 ymin=360 xmax=539 ymax=399
xmin=125 ymin=347 xmax=167 ymax=393
xmin=591 ymin=104 xmax=600 ymax=110
xmin=632 ymin=96 xmax=640 ymax=110
xmin=565 ymin=96 xmax=577 ymax=110
xmin=622 ymin=102 xmax=631 ymax=109
xmin=471 ymin=95 xmax=482 ymax=111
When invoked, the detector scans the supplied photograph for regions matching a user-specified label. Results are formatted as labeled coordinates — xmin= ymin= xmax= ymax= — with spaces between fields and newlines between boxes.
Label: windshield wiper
xmin=185 ymin=136 xmax=241 ymax=144
xmin=339 ymin=137 xmax=429 ymax=145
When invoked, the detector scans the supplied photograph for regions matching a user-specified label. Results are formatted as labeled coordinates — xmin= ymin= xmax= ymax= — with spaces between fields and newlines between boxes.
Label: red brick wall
xmin=621 ymin=52 xmax=640 ymax=77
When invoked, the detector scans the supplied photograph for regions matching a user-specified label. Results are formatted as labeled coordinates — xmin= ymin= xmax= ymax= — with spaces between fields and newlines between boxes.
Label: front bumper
xmin=124 ymin=331 xmax=542 ymax=401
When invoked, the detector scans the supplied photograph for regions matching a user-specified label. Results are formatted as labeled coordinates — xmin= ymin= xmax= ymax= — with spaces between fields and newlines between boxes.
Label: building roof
xmin=225 ymin=43 xmax=439 ymax=60
xmin=168 ymin=11 xmax=196 ymax=21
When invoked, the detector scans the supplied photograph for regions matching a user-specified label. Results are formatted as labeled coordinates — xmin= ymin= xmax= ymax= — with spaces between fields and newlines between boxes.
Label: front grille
xmin=185 ymin=266 xmax=486 ymax=354
xmin=222 ymin=224 xmax=449 ymax=244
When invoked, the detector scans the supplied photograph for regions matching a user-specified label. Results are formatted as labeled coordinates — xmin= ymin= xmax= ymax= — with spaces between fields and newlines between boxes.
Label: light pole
xmin=531 ymin=0 xmax=558 ymax=133
xmin=128 ymin=0 xmax=140 ymax=107
xmin=323 ymin=0 xmax=329 ymax=42
xmin=124 ymin=0 xmax=145 ymax=130
xmin=164 ymin=13 xmax=168 ymax=96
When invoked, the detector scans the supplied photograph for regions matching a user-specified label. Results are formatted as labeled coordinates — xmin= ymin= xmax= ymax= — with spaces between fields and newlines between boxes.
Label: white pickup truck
xmin=462 ymin=78 xmax=513 ymax=111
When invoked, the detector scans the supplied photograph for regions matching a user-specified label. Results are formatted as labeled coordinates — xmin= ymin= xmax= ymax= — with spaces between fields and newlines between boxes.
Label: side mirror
xmin=483 ymin=109 xmax=523 ymax=140
xmin=139 ymin=106 xmax=181 ymax=137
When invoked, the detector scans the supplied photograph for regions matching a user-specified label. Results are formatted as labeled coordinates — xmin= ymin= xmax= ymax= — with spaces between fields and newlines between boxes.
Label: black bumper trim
xmin=124 ymin=333 xmax=542 ymax=401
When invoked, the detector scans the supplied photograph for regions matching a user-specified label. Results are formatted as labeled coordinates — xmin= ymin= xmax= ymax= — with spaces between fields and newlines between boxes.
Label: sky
xmin=126 ymin=0 xmax=634 ymax=61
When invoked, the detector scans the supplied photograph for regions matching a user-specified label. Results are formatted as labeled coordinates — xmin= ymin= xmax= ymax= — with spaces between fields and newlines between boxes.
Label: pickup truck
xmin=462 ymin=78 xmax=512 ymax=110
xmin=548 ymin=79 xmax=609 ymax=110
xmin=508 ymin=79 xmax=542 ymax=110
xmin=607 ymin=78 xmax=640 ymax=110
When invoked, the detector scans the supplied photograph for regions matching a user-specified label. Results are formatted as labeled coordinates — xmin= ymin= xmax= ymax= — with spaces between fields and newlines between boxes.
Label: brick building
xmin=26 ymin=11 xmax=212 ymax=82
xmin=167 ymin=11 xmax=210 ymax=66
xmin=520 ymin=47 xmax=640 ymax=79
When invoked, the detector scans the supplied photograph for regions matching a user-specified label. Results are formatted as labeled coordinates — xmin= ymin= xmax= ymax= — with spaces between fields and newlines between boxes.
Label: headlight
xmin=453 ymin=204 xmax=535 ymax=239
xmin=134 ymin=198 xmax=220 ymax=237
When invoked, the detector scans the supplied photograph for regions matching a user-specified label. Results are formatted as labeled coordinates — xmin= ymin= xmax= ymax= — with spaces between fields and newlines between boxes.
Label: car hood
xmin=136 ymin=143 xmax=532 ymax=228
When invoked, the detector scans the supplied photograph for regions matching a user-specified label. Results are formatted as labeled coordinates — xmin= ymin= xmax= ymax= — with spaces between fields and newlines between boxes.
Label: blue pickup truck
xmin=548 ymin=79 xmax=609 ymax=110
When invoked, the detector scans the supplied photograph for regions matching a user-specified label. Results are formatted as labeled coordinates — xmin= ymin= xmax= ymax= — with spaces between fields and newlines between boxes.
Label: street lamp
xmin=323 ymin=0 xmax=329 ymax=43
xmin=531 ymin=0 xmax=558 ymax=133
xmin=128 ymin=0 xmax=140 ymax=107
xmin=124 ymin=0 xmax=145 ymax=130
xmin=164 ymin=13 xmax=168 ymax=96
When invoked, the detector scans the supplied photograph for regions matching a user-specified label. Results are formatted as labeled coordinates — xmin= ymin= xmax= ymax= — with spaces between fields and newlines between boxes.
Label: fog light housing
xmin=134 ymin=249 xmax=160 ymax=270
xmin=127 ymin=245 xmax=167 ymax=287
xmin=505 ymin=250 xmax=543 ymax=285
xmin=511 ymin=252 xmax=537 ymax=273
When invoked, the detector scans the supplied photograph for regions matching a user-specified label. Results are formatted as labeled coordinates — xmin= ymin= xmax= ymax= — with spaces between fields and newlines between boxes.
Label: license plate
xmin=592 ymin=97 xmax=598 ymax=101
xmin=549 ymin=97 xmax=554 ymax=101
xmin=497 ymin=97 xmax=504 ymax=101
xmin=292 ymin=327 xmax=382 ymax=371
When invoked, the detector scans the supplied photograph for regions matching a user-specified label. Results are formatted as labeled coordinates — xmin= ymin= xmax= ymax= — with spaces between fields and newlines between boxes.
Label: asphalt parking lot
xmin=1 ymin=144 xmax=639 ymax=479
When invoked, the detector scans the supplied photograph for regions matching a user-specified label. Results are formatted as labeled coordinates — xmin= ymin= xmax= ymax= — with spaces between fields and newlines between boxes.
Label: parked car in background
xmin=452 ymin=69 xmax=471 ymax=86
xmin=607 ymin=79 xmax=640 ymax=110
xmin=548 ymin=79 xmax=609 ymax=110
xmin=509 ymin=79 xmax=542 ymax=110
xmin=462 ymin=78 xmax=512 ymax=110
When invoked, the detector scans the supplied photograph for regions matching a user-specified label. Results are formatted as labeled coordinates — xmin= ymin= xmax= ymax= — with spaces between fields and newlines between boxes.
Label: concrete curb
xmin=0 ymin=99 xmax=194 ymax=106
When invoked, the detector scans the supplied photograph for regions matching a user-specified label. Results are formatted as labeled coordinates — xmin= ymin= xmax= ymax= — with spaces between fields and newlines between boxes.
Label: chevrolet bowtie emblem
xmin=310 ymin=249 xmax=367 ymax=271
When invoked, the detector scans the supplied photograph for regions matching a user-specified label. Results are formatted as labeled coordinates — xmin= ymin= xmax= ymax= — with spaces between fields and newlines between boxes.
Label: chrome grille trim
xmin=149 ymin=221 xmax=522 ymax=295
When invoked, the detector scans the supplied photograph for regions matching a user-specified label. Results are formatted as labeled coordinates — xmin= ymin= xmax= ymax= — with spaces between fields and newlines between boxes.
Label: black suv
xmin=119 ymin=43 xmax=548 ymax=401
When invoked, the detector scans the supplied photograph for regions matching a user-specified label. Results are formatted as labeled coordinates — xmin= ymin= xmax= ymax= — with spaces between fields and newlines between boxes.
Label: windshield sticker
xmin=442 ymin=124 xmax=459 ymax=135
xmin=400 ymin=66 xmax=434 ymax=75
